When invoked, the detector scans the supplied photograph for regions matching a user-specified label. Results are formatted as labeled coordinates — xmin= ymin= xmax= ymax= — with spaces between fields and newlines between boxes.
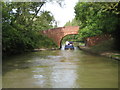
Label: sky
xmin=41 ymin=0 xmax=79 ymax=27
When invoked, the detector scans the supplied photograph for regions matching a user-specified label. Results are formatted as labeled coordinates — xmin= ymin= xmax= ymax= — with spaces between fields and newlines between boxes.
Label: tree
xmin=74 ymin=2 xmax=120 ymax=50
xmin=2 ymin=2 xmax=59 ymax=57
xmin=32 ymin=11 xmax=56 ymax=31
xmin=64 ymin=18 xmax=79 ymax=26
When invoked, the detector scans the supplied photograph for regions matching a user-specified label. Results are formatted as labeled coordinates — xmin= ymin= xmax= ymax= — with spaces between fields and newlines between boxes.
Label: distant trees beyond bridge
xmin=41 ymin=26 xmax=79 ymax=47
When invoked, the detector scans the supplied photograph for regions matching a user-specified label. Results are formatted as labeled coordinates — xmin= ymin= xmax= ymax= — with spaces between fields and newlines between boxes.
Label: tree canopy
xmin=74 ymin=2 xmax=120 ymax=50
xmin=2 ymin=2 xmax=59 ymax=57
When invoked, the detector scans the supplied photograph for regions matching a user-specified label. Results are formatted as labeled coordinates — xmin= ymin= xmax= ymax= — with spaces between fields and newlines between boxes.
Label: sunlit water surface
xmin=3 ymin=48 xmax=118 ymax=88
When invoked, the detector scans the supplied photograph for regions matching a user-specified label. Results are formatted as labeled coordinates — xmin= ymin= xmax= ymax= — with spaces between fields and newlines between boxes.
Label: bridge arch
xmin=60 ymin=34 xmax=78 ymax=47
xmin=41 ymin=26 xmax=79 ymax=48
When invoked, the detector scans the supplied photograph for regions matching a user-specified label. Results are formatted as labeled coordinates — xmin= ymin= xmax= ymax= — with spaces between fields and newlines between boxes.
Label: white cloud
xmin=41 ymin=0 xmax=79 ymax=27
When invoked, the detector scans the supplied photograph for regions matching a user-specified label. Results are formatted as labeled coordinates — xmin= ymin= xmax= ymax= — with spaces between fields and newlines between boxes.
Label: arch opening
xmin=60 ymin=34 xmax=78 ymax=48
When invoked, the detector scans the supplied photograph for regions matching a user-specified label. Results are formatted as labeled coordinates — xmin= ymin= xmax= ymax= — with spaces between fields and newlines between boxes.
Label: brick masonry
xmin=85 ymin=34 xmax=112 ymax=47
xmin=41 ymin=26 xmax=79 ymax=47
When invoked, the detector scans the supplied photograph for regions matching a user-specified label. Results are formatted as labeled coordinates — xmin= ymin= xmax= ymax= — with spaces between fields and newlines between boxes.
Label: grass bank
xmin=79 ymin=39 xmax=120 ymax=60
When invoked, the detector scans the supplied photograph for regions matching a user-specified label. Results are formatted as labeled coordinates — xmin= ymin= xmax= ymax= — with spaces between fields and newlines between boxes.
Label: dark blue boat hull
xmin=65 ymin=45 xmax=74 ymax=50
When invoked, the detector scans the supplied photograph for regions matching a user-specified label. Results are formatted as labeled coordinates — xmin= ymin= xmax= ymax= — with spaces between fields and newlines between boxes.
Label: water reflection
xmin=50 ymin=66 xmax=77 ymax=88
xmin=2 ymin=50 xmax=118 ymax=88
xmin=50 ymin=51 xmax=78 ymax=88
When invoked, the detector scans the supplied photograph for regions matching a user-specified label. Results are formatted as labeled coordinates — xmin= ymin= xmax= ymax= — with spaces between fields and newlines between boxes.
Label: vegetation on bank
xmin=80 ymin=39 xmax=120 ymax=60
xmin=64 ymin=2 xmax=120 ymax=51
xmin=2 ymin=1 xmax=120 ymax=57
xmin=2 ymin=2 xmax=59 ymax=57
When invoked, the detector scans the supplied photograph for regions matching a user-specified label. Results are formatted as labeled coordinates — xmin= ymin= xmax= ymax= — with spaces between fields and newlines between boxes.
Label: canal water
xmin=2 ymin=48 xmax=118 ymax=88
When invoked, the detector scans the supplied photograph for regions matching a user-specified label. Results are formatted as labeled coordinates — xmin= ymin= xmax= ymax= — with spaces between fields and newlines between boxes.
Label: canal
xmin=2 ymin=48 xmax=118 ymax=88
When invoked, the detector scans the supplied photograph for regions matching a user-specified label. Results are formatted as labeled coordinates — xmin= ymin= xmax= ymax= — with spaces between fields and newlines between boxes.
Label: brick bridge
xmin=41 ymin=26 xmax=79 ymax=47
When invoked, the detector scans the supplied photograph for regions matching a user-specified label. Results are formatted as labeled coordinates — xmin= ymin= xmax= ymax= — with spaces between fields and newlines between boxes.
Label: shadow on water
xmin=2 ymin=51 xmax=55 ymax=75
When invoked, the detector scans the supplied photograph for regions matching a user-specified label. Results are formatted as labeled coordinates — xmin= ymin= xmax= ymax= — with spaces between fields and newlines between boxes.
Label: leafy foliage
xmin=64 ymin=18 xmax=79 ymax=26
xmin=75 ymin=2 xmax=119 ymax=36
xmin=32 ymin=11 xmax=56 ymax=31
xmin=2 ymin=2 xmax=57 ymax=57
xmin=74 ymin=2 xmax=120 ymax=50
xmin=61 ymin=34 xmax=79 ymax=44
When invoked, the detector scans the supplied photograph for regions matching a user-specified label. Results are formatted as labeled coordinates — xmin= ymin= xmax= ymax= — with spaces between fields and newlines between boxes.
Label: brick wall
xmin=85 ymin=34 xmax=112 ymax=47
xmin=41 ymin=26 xmax=79 ymax=47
